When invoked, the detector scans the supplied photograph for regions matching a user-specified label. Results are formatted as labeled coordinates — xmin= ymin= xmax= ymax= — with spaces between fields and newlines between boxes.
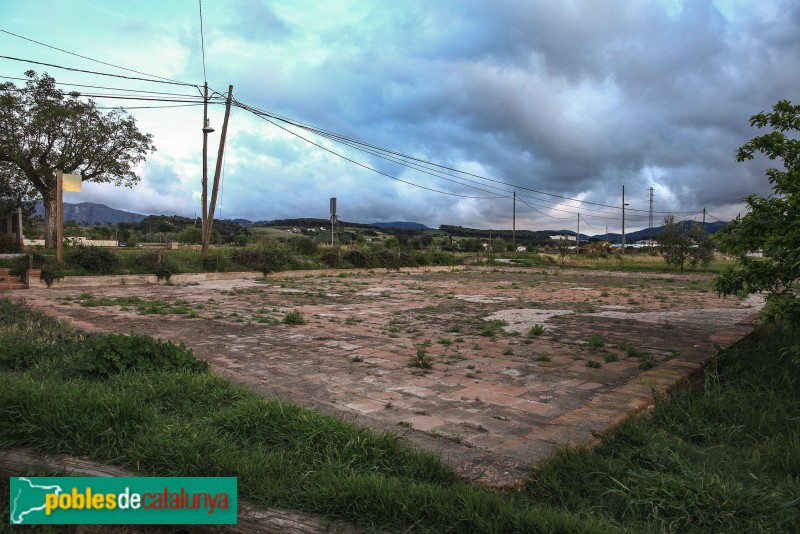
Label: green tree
xmin=178 ymin=226 xmax=203 ymax=245
xmin=660 ymin=215 xmax=714 ymax=273
xmin=714 ymin=100 xmax=800 ymax=324
xmin=0 ymin=71 xmax=155 ymax=248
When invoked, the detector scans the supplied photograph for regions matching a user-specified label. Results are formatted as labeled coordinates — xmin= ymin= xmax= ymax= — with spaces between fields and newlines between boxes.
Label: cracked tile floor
xmin=17 ymin=266 xmax=760 ymax=486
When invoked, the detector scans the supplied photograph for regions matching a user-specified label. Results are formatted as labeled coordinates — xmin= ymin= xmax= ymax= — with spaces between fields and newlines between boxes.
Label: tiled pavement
xmin=18 ymin=266 xmax=761 ymax=486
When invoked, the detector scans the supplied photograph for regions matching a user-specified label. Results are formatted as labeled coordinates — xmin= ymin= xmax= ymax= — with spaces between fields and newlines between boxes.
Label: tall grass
xmin=525 ymin=322 xmax=800 ymax=533
xmin=512 ymin=252 xmax=734 ymax=274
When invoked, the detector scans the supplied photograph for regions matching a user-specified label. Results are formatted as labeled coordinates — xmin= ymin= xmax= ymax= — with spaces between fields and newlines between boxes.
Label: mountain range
xmin=34 ymin=202 xmax=147 ymax=225
xmin=33 ymin=202 xmax=728 ymax=238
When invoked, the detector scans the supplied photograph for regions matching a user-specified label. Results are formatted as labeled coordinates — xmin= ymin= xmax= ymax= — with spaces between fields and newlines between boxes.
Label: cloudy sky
xmin=2 ymin=0 xmax=798 ymax=232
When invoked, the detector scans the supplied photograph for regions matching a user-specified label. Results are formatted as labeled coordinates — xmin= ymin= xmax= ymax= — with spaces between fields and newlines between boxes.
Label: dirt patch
xmin=17 ymin=266 xmax=759 ymax=487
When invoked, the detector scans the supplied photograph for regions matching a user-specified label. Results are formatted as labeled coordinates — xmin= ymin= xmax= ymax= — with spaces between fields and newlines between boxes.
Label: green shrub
xmin=342 ymin=249 xmax=369 ymax=268
xmin=0 ymin=341 xmax=61 ymax=370
xmin=319 ymin=248 xmax=342 ymax=268
xmin=39 ymin=263 xmax=65 ymax=287
xmin=371 ymin=249 xmax=400 ymax=270
xmin=136 ymin=250 xmax=177 ymax=280
xmin=71 ymin=333 xmax=208 ymax=378
xmin=409 ymin=342 xmax=433 ymax=368
xmin=291 ymin=238 xmax=318 ymax=255
xmin=282 ymin=310 xmax=306 ymax=325
xmin=66 ymin=245 xmax=119 ymax=274
xmin=232 ymin=245 xmax=298 ymax=274
xmin=201 ymin=252 xmax=229 ymax=272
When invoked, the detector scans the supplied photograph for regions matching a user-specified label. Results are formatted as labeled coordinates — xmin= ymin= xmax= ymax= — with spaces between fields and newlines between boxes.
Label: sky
xmin=1 ymin=0 xmax=799 ymax=233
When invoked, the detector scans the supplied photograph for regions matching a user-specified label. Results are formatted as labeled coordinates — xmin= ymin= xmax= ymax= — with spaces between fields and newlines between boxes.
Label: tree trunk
xmin=43 ymin=188 xmax=58 ymax=249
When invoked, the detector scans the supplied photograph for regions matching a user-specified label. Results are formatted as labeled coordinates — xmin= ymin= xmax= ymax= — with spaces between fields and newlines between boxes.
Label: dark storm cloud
xmin=207 ymin=0 xmax=800 ymax=228
xmin=224 ymin=0 xmax=290 ymax=41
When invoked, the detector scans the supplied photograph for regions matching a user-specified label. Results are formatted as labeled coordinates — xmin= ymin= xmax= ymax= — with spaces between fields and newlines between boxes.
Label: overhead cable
xmin=0 ymin=55 xmax=198 ymax=87
xmin=0 ymin=28 xmax=189 ymax=85
xmin=238 ymin=102 xmax=507 ymax=200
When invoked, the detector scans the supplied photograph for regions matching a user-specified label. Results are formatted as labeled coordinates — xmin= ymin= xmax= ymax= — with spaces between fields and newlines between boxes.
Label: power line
xmin=242 ymin=104 xmax=506 ymax=199
xmin=0 ymin=55 xmax=198 ymax=87
xmin=95 ymin=103 xmax=205 ymax=110
xmin=236 ymin=100 xmax=699 ymax=214
xmin=579 ymin=214 xmax=603 ymax=231
xmin=237 ymin=99 xmax=704 ymax=218
xmin=198 ymin=0 xmax=208 ymax=84
xmin=0 ymin=74 xmax=205 ymax=98
xmin=0 ymin=86 xmax=216 ymax=105
xmin=238 ymin=103 xmax=512 ymax=197
xmin=0 ymin=28 xmax=190 ymax=85
xmin=237 ymin=101 xmax=664 ymax=216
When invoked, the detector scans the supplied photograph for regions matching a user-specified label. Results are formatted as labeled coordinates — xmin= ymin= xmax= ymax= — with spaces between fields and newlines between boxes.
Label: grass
xmin=528 ymin=324 xmax=545 ymax=336
xmin=481 ymin=319 xmax=508 ymax=337
xmin=587 ymin=333 xmax=604 ymax=350
xmin=525 ymin=322 xmax=800 ymax=533
xmin=2 ymin=298 xmax=799 ymax=533
xmin=513 ymin=252 xmax=735 ymax=274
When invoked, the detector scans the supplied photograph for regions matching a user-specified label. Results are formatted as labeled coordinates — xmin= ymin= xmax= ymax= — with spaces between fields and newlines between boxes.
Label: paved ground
xmin=15 ymin=266 xmax=760 ymax=487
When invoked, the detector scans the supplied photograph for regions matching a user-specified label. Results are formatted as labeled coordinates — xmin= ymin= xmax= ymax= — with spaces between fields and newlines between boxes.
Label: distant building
xmin=549 ymin=235 xmax=576 ymax=242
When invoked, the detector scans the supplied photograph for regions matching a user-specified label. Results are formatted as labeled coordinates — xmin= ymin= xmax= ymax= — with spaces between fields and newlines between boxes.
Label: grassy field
xmin=1 ymin=295 xmax=798 ymax=532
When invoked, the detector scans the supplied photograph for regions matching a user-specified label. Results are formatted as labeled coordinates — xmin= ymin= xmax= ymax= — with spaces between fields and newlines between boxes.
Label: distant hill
xmin=34 ymin=202 xmax=147 ymax=225
xmin=371 ymin=221 xmax=435 ymax=231
xmin=595 ymin=220 xmax=730 ymax=242
xmin=253 ymin=218 xmax=380 ymax=230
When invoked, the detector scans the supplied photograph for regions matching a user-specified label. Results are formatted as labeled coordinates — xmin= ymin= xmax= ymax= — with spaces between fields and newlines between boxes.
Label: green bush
xmin=71 ymin=333 xmax=208 ymax=378
xmin=371 ymin=249 xmax=400 ymax=270
xmin=136 ymin=250 xmax=177 ymax=280
xmin=319 ymin=248 xmax=342 ymax=268
xmin=282 ymin=310 xmax=306 ymax=325
xmin=0 ymin=341 xmax=60 ymax=370
xmin=201 ymin=252 xmax=229 ymax=272
xmin=39 ymin=263 xmax=65 ymax=287
xmin=342 ymin=249 xmax=369 ymax=268
xmin=232 ymin=245 xmax=298 ymax=275
xmin=291 ymin=238 xmax=318 ymax=255
xmin=66 ymin=245 xmax=119 ymax=274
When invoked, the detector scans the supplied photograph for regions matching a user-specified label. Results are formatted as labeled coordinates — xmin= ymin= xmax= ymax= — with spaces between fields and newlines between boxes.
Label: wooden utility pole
xmin=512 ymin=191 xmax=516 ymax=255
xmin=201 ymin=82 xmax=210 ymax=242
xmin=576 ymin=214 xmax=580 ymax=254
xmin=621 ymin=185 xmax=626 ymax=255
xmin=203 ymin=85 xmax=233 ymax=254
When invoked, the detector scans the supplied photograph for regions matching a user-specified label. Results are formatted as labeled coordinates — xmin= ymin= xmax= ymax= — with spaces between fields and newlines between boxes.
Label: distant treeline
xmin=254 ymin=218 xmax=380 ymax=230
xmin=439 ymin=225 xmax=559 ymax=246
xmin=123 ymin=215 xmax=249 ymax=239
